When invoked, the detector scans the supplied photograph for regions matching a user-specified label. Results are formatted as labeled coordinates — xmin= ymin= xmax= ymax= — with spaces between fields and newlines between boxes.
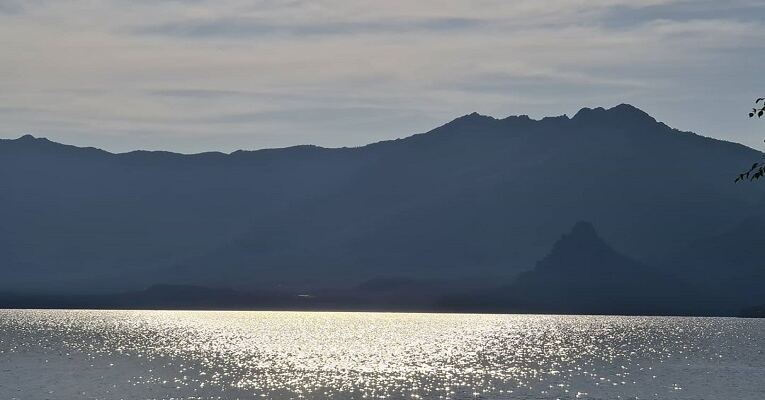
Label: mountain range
xmin=2 ymin=104 xmax=764 ymax=315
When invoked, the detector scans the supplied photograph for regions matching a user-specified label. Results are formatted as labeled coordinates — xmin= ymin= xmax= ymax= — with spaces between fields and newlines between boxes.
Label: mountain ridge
xmin=2 ymin=103 xmax=764 ymax=316
xmin=4 ymin=104 xmax=755 ymax=156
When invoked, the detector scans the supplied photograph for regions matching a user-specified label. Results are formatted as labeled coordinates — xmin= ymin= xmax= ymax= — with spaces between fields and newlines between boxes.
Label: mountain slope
xmin=666 ymin=218 xmax=765 ymax=308
xmin=507 ymin=222 xmax=695 ymax=314
xmin=439 ymin=222 xmax=700 ymax=315
xmin=1 ymin=104 xmax=764 ymax=305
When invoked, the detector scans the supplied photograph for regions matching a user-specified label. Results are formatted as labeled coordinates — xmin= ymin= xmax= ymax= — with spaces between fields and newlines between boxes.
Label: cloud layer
xmin=1 ymin=0 xmax=764 ymax=152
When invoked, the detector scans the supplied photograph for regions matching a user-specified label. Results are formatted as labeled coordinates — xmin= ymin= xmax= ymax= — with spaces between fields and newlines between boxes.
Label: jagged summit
xmin=433 ymin=103 xmax=658 ymax=137
xmin=1 ymin=104 xmax=679 ymax=156
xmin=572 ymin=103 xmax=656 ymax=125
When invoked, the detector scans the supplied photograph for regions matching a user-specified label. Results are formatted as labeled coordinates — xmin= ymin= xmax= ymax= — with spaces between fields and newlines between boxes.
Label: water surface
xmin=1 ymin=310 xmax=763 ymax=399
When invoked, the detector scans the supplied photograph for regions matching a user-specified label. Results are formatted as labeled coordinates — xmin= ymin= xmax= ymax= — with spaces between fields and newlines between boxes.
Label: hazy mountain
xmin=441 ymin=222 xmax=698 ymax=315
xmin=2 ymin=104 xmax=764 ymax=314
xmin=0 ymin=284 xmax=298 ymax=310
xmin=665 ymin=218 xmax=765 ymax=309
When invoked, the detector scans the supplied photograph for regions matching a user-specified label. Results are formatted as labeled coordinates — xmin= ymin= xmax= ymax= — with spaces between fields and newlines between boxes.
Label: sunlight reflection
xmin=0 ymin=310 xmax=762 ymax=399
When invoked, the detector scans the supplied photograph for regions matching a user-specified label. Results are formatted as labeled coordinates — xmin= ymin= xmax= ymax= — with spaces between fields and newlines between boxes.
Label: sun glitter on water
xmin=0 ymin=310 xmax=763 ymax=399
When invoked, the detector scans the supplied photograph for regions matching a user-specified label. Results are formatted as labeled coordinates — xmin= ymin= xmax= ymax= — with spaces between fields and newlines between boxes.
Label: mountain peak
xmin=572 ymin=104 xmax=656 ymax=125
xmin=569 ymin=220 xmax=599 ymax=239
xmin=609 ymin=103 xmax=656 ymax=120
xmin=535 ymin=221 xmax=622 ymax=272
xmin=507 ymin=222 xmax=686 ymax=315
xmin=553 ymin=221 xmax=607 ymax=254
xmin=16 ymin=134 xmax=46 ymax=142
xmin=610 ymin=103 xmax=645 ymax=113
xmin=457 ymin=111 xmax=495 ymax=122
xmin=7 ymin=134 xmax=57 ymax=148
xmin=431 ymin=111 xmax=499 ymax=134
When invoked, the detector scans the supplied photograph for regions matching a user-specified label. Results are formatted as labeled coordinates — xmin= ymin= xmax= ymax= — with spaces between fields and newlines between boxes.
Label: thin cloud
xmin=150 ymin=89 xmax=252 ymax=99
xmin=602 ymin=1 xmax=765 ymax=28
xmin=133 ymin=16 xmax=487 ymax=38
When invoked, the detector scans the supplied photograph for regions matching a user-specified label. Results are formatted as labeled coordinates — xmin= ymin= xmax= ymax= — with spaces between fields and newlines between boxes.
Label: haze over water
xmin=0 ymin=310 xmax=763 ymax=399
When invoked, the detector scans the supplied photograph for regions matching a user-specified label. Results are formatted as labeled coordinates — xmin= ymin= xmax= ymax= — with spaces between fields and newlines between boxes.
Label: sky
xmin=1 ymin=0 xmax=764 ymax=153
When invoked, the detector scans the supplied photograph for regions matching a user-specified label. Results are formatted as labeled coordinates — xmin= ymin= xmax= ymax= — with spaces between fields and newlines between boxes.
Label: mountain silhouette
xmin=511 ymin=222 xmax=693 ymax=314
xmin=1 ymin=104 xmax=764 ymax=314
xmin=441 ymin=221 xmax=695 ymax=315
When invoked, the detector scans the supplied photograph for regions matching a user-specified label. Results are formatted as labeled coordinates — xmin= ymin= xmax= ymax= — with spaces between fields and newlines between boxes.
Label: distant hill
xmin=0 ymin=284 xmax=291 ymax=310
xmin=2 ymin=104 xmax=765 ymax=314
xmin=442 ymin=222 xmax=699 ymax=315
xmin=505 ymin=221 xmax=693 ymax=314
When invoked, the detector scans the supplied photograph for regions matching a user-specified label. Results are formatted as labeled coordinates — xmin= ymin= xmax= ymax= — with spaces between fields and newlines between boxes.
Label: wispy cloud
xmin=602 ymin=1 xmax=765 ymax=28
xmin=149 ymin=89 xmax=252 ymax=99
xmin=134 ymin=16 xmax=486 ymax=38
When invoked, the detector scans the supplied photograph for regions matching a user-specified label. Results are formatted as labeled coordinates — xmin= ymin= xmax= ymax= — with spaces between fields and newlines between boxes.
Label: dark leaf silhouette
xmin=738 ymin=98 xmax=765 ymax=181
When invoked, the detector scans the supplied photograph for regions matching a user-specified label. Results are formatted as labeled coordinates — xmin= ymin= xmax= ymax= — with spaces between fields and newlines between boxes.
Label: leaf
xmin=757 ymin=98 xmax=765 ymax=103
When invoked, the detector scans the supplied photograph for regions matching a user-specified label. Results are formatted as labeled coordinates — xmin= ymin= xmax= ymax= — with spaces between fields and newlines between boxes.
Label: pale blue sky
xmin=1 ymin=0 xmax=764 ymax=153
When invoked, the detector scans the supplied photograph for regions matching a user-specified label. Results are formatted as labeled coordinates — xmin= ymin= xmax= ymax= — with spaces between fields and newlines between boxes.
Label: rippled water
xmin=0 ymin=310 xmax=763 ymax=399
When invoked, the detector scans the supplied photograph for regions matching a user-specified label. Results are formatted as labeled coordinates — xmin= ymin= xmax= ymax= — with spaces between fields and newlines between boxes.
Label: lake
xmin=0 ymin=310 xmax=763 ymax=399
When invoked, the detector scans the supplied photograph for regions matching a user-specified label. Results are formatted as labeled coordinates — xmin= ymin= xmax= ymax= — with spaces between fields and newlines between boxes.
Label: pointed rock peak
xmin=435 ymin=111 xmax=498 ymax=132
xmin=533 ymin=221 xmax=636 ymax=273
xmin=457 ymin=111 xmax=495 ymax=122
xmin=568 ymin=221 xmax=600 ymax=239
xmin=547 ymin=221 xmax=604 ymax=250
xmin=607 ymin=103 xmax=655 ymax=121
xmin=546 ymin=221 xmax=611 ymax=256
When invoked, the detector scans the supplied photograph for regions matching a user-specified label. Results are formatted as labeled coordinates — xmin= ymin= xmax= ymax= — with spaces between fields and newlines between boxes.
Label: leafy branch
xmin=748 ymin=97 xmax=765 ymax=118
xmin=736 ymin=159 xmax=765 ymax=182
xmin=736 ymin=98 xmax=765 ymax=182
